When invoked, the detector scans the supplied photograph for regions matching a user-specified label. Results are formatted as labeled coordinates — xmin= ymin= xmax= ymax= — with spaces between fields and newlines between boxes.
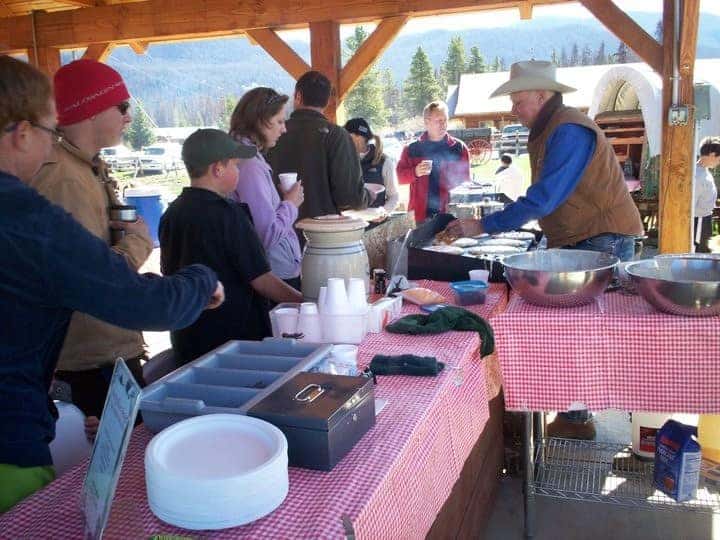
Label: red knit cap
xmin=54 ymin=59 xmax=130 ymax=126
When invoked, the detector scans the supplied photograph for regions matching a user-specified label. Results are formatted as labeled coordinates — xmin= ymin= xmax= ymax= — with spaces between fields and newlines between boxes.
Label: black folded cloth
xmin=369 ymin=354 xmax=445 ymax=377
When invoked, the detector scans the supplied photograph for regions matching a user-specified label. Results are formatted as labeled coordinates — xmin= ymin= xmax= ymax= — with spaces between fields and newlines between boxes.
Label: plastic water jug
xmin=698 ymin=414 xmax=720 ymax=463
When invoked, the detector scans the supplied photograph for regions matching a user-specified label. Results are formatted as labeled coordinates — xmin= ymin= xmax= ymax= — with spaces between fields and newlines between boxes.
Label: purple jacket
xmin=231 ymin=139 xmax=302 ymax=279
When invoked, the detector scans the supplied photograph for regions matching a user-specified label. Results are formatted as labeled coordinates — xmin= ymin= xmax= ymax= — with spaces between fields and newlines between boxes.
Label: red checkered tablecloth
xmin=0 ymin=281 xmax=505 ymax=540
xmin=494 ymin=291 xmax=720 ymax=413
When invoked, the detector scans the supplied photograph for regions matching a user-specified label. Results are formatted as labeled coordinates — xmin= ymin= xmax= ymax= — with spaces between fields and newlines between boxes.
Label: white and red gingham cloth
xmin=494 ymin=292 xmax=720 ymax=413
xmin=0 ymin=281 xmax=505 ymax=540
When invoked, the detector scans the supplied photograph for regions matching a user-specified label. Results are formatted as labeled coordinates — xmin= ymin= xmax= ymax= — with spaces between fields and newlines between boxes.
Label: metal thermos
xmin=109 ymin=204 xmax=137 ymax=244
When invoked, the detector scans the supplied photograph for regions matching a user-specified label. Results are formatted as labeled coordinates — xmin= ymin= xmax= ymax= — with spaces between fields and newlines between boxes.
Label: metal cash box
xmin=248 ymin=372 xmax=375 ymax=471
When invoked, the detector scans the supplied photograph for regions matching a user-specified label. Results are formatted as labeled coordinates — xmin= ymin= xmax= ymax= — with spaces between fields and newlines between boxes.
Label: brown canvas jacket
xmin=30 ymin=140 xmax=152 ymax=370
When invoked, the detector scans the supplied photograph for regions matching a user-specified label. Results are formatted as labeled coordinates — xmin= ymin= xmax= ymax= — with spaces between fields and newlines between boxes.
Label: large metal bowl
xmin=502 ymin=249 xmax=619 ymax=307
xmin=625 ymin=255 xmax=720 ymax=316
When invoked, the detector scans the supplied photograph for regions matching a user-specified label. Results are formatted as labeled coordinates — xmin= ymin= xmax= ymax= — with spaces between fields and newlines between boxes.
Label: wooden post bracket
xmin=246 ymin=28 xmax=311 ymax=81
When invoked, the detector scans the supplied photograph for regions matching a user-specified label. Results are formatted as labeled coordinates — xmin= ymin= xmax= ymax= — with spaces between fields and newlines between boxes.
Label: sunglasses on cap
xmin=117 ymin=101 xmax=131 ymax=115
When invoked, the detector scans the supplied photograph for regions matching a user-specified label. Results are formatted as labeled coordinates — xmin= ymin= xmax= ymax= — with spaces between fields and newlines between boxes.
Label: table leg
xmin=523 ymin=411 xmax=536 ymax=538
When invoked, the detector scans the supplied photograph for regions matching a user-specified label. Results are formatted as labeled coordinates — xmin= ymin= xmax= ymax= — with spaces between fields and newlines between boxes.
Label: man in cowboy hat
xmin=446 ymin=60 xmax=643 ymax=439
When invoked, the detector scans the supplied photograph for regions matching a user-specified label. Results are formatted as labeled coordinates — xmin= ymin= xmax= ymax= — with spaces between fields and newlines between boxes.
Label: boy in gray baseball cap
xmin=160 ymin=129 xmax=303 ymax=365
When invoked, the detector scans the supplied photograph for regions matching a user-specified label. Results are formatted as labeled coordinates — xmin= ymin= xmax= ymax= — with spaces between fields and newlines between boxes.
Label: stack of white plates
xmin=145 ymin=414 xmax=288 ymax=530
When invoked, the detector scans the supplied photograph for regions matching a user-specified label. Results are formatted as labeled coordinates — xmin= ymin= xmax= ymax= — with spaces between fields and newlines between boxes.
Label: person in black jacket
xmin=344 ymin=117 xmax=400 ymax=214
xmin=0 ymin=56 xmax=223 ymax=513
xmin=267 ymin=71 xmax=371 ymax=225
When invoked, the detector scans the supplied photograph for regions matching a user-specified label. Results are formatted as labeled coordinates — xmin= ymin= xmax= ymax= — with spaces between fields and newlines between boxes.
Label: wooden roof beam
xmin=658 ymin=0 xmax=700 ymax=254
xmin=127 ymin=41 xmax=149 ymax=55
xmin=338 ymin=15 xmax=409 ymax=102
xmin=0 ymin=0 xmax=574 ymax=50
xmin=518 ymin=1 xmax=532 ymax=20
xmin=579 ymin=0 xmax=662 ymax=74
xmin=246 ymin=28 xmax=310 ymax=80
xmin=82 ymin=42 xmax=114 ymax=61
xmin=310 ymin=20 xmax=340 ymax=123
xmin=27 ymin=46 xmax=61 ymax=77
xmin=52 ymin=0 xmax=97 ymax=7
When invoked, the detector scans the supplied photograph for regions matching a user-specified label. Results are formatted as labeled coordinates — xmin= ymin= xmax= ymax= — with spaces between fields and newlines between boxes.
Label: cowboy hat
xmin=490 ymin=60 xmax=576 ymax=98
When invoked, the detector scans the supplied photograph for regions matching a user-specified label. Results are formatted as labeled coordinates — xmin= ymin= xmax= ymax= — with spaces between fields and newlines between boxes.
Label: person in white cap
xmin=447 ymin=60 xmax=644 ymax=440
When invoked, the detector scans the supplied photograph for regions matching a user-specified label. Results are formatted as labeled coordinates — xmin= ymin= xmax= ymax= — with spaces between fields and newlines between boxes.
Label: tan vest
xmin=528 ymin=106 xmax=644 ymax=248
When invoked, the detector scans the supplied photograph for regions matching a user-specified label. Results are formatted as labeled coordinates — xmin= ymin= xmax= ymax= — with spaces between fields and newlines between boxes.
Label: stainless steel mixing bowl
xmin=502 ymin=249 xmax=619 ymax=307
xmin=625 ymin=255 xmax=720 ymax=317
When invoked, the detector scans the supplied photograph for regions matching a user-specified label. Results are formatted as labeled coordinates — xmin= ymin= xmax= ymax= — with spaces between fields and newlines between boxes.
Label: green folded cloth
xmin=370 ymin=354 xmax=445 ymax=376
xmin=385 ymin=306 xmax=495 ymax=357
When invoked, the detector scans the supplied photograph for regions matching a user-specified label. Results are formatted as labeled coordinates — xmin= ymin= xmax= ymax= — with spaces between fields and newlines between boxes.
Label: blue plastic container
xmin=123 ymin=186 xmax=165 ymax=247
xmin=450 ymin=280 xmax=489 ymax=306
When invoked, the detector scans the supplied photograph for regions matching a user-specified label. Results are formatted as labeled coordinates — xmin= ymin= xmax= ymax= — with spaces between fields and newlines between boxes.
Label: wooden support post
xmin=128 ymin=41 xmax=149 ymax=55
xmin=579 ymin=0 xmax=663 ymax=74
xmin=658 ymin=0 xmax=700 ymax=254
xmin=338 ymin=15 xmax=408 ymax=102
xmin=310 ymin=20 xmax=340 ymax=123
xmin=82 ymin=42 xmax=114 ymax=62
xmin=518 ymin=1 xmax=533 ymax=20
xmin=246 ymin=28 xmax=311 ymax=80
xmin=27 ymin=46 xmax=61 ymax=77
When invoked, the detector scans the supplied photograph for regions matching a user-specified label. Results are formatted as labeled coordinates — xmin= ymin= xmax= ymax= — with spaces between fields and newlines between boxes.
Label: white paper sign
xmin=81 ymin=359 xmax=141 ymax=540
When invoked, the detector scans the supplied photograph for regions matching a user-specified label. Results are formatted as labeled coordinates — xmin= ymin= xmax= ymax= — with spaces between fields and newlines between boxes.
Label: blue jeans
xmin=558 ymin=233 xmax=636 ymax=423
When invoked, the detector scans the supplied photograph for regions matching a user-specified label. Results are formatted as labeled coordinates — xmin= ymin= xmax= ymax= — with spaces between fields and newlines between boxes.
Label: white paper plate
xmin=145 ymin=414 xmax=289 ymax=529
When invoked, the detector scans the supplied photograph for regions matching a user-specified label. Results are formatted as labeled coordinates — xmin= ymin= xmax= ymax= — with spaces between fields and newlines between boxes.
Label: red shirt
xmin=396 ymin=133 xmax=470 ymax=222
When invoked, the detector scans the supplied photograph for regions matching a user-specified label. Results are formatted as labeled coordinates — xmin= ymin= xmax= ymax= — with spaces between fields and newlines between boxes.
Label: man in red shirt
xmin=396 ymin=101 xmax=470 ymax=223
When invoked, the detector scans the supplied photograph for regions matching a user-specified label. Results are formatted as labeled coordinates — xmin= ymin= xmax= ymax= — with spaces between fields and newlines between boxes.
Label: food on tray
xmin=494 ymin=231 xmax=536 ymax=242
xmin=422 ymin=245 xmax=465 ymax=255
xmin=433 ymin=228 xmax=457 ymax=245
xmin=475 ymin=237 xmax=529 ymax=248
xmin=466 ymin=245 xmax=526 ymax=255
xmin=451 ymin=237 xmax=478 ymax=248
xmin=398 ymin=287 xmax=447 ymax=306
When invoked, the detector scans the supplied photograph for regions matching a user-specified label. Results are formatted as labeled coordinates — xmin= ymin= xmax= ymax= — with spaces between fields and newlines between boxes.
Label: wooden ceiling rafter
xmin=246 ymin=27 xmax=311 ymax=80
xmin=578 ymin=0 xmax=663 ymax=74
xmin=127 ymin=40 xmax=148 ymax=54
xmin=81 ymin=41 xmax=114 ymax=61
xmin=518 ymin=1 xmax=532 ymax=20
xmin=0 ymin=0 xmax=572 ymax=50
xmin=338 ymin=15 xmax=409 ymax=101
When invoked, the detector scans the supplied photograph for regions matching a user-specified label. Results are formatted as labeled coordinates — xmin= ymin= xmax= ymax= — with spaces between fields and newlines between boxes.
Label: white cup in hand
xmin=278 ymin=172 xmax=298 ymax=192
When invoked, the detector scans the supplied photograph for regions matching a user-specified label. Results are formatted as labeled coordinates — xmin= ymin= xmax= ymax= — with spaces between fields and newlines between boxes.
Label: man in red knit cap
xmin=30 ymin=59 xmax=152 ymax=440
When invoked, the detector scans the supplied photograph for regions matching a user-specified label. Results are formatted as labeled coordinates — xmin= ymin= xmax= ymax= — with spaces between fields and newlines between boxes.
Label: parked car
xmin=100 ymin=145 xmax=139 ymax=171
xmin=498 ymin=124 xmax=529 ymax=154
xmin=139 ymin=144 xmax=182 ymax=174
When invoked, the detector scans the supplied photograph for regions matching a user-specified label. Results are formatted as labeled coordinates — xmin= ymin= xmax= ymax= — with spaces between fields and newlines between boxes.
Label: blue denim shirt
xmin=0 ymin=171 xmax=217 ymax=467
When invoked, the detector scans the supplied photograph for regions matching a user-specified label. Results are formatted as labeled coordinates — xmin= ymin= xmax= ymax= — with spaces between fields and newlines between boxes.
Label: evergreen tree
xmin=443 ymin=35 xmax=467 ymax=86
xmin=655 ymin=19 xmax=663 ymax=42
xmin=616 ymin=42 xmax=630 ymax=63
xmin=490 ymin=56 xmax=504 ymax=72
xmin=403 ymin=46 xmax=442 ymax=117
xmin=217 ymin=96 xmax=236 ymax=131
xmin=381 ymin=68 xmax=402 ymax=124
xmin=581 ymin=45 xmax=593 ymax=66
xmin=550 ymin=48 xmax=559 ymax=66
xmin=560 ymin=47 xmax=568 ymax=68
xmin=594 ymin=41 xmax=607 ymax=65
xmin=344 ymin=26 xmax=387 ymax=127
xmin=467 ymin=46 xmax=486 ymax=73
xmin=570 ymin=43 xmax=580 ymax=66
xmin=125 ymin=102 xmax=156 ymax=150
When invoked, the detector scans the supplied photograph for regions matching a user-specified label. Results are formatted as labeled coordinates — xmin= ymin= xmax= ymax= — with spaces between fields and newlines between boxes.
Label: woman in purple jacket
xmin=229 ymin=88 xmax=304 ymax=288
